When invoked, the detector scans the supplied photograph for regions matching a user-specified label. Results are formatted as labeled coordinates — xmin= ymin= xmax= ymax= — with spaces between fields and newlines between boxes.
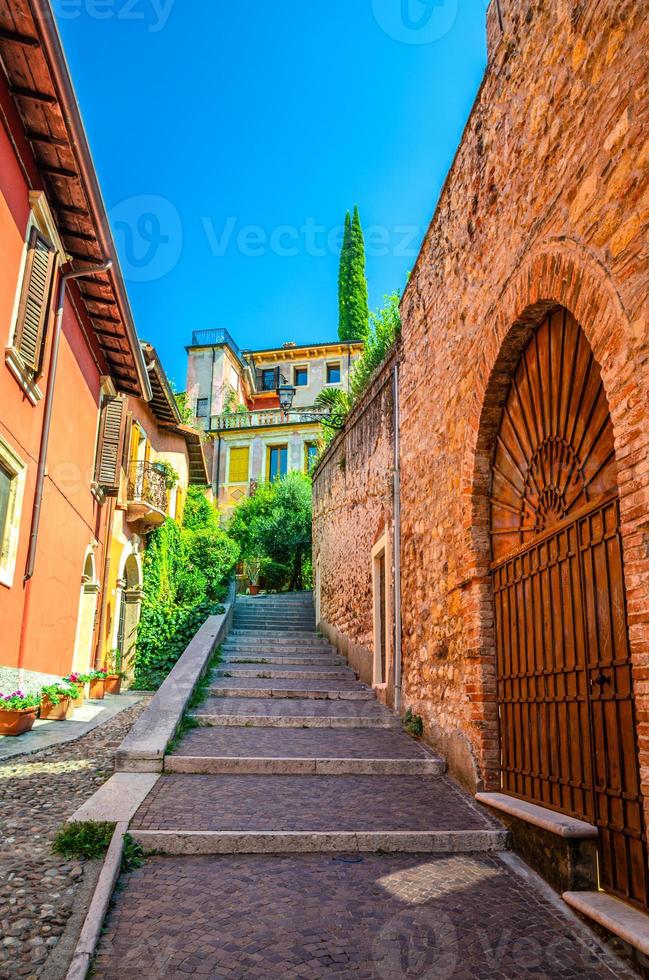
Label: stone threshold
xmin=563 ymin=890 xmax=649 ymax=958
xmin=130 ymin=828 xmax=510 ymax=855
xmin=475 ymin=792 xmax=599 ymax=839
xmin=191 ymin=713 xmax=400 ymax=729
xmin=164 ymin=756 xmax=446 ymax=775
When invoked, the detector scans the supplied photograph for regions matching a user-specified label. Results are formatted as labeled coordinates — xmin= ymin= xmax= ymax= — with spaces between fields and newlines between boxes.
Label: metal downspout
xmin=392 ymin=361 xmax=403 ymax=712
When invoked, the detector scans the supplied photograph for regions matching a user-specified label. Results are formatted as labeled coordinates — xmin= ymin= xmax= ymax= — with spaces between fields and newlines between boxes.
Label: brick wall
xmin=314 ymin=0 xmax=649 ymax=799
xmin=312 ymin=350 xmax=398 ymax=704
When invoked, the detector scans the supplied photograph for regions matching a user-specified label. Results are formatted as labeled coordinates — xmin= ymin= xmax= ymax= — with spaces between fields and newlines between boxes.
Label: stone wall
xmin=398 ymin=0 xmax=649 ymax=791
xmin=314 ymin=0 xmax=649 ymax=799
xmin=312 ymin=350 xmax=398 ymax=704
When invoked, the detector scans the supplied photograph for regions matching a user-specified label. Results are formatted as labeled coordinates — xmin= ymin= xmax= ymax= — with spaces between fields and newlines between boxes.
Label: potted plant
xmin=0 ymin=691 xmax=41 ymax=736
xmin=40 ymin=681 xmax=80 ymax=721
xmin=64 ymin=672 xmax=91 ymax=709
xmin=244 ymin=557 xmax=262 ymax=596
xmin=88 ymin=668 xmax=107 ymax=700
xmin=105 ymin=649 xmax=124 ymax=695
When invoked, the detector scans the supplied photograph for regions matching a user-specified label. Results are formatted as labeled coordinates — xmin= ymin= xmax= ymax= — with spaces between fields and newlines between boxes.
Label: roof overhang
xmin=0 ymin=0 xmax=152 ymax=400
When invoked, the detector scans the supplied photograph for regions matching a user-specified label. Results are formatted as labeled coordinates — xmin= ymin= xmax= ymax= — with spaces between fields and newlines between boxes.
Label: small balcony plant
xmin=105 ymin=649 xmax=124 ymax=695
xmin=0 ymin=691 xmax=41 ymax=736
xmin=40 ymin=681 xmax=80 ymax=721
xmin=88 ymin=668 xmax=107 ymax=700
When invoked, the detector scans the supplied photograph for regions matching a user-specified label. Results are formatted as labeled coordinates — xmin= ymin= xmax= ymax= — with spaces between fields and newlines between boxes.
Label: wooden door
xmin=379 ymin=552 xmax=387 ymax=685
xmin=490 ymin=308 xmax=648 ymax=909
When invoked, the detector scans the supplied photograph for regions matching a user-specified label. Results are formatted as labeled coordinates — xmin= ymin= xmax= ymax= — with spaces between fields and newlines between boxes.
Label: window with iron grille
xmin=196 ymin=397 xmax=209 ymax=418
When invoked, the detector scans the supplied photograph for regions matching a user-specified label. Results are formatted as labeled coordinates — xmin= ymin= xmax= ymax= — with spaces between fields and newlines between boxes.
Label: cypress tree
xmin=338 ymin=211 xmax=352 ymax=341
xmin=338 ymin=205 xmax=369 ymax=342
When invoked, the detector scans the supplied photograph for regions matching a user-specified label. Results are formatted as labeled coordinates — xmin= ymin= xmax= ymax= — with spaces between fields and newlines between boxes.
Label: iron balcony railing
xmin=208 ymin=408 xmax=321 ymax=432
xmin=190 ymin=328 xmax=245 ymax=364
xmin=127 ymin=461 xmax=167 ymax=513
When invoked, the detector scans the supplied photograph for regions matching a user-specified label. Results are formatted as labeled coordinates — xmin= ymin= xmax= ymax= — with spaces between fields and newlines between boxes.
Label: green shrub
xmin=403 ymin=708 xmax=424 ymax=739
xmin=262 ymin=559 xmax=291 ymax=592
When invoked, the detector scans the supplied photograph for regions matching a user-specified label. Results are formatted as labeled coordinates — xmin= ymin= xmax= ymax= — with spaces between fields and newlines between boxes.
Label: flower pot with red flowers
xmin=0 ymin=692 xmax=41 ymax=736
xmin=104 ymin=650 xmax=124 ymax=695
xmin=88 ymin=669 xmax=107 ymax=700
xmin=64 ymin=673 xmax=90 ymax=709
xmin=40 ymin=682 xmax=80 ymax=721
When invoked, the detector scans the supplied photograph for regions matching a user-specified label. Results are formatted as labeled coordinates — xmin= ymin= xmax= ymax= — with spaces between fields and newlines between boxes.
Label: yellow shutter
xmin=229 ymin=446 xmax=249 ymax=483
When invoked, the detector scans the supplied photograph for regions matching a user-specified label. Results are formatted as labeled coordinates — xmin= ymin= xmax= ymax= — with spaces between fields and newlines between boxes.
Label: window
xmin=326 ymin=363 xmax=341 ymax=384
xmin=260 ymin=368 xmax=277 ymax=391
xmin=267 ymin=445 xmax=288 ymax=481
xmin=294 ymin=366 xmax=308 ymax=387
xmin=0 ymin=438 xmax=27 ymax=588
xmin=12 ymin=226 xmax=57 ymax=376
xmin=196 ymin=397 xmax=209 ymax=418
xmin=93 ymin=396 xmax=128 ymax=497
xmin=229 ymin=446 xmax=250 ymax=483
xmin=305 ymin=442 xmax=318 ymax=473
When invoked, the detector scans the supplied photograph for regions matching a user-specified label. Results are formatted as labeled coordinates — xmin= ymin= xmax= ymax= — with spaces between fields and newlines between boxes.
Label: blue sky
xmin=54 ymin=0 xmax=487 ymax=389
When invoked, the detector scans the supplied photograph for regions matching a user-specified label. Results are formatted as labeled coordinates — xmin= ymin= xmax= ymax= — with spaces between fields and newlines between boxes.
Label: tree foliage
xmin=349 ymin=291 xmax=401 ymax=402
xmin=338 ymin=206 xmax=369 ymax=342
xmin=133 ymin=488 xmax=239 ymax=689
xmin=228 ymin=472 xmax=312 ymax=591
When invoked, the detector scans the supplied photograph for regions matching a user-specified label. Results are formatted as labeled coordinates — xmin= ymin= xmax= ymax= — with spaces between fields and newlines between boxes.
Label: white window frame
xmin=294 ymin=365 xmax=309 ymax=387
xmin=0 ymin=437 xmax=27 ymax=589
xmin=371 ymin=534 xmax=391 ymax=687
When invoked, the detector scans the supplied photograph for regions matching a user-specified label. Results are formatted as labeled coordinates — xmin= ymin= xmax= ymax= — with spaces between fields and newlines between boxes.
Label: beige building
xmin=185 ymin=330 xmax=362 ymax=513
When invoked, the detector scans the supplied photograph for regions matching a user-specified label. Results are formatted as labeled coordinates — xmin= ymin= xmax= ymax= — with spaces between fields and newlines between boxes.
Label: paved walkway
xmin=93 ymin=595 xmax=632 ymax=978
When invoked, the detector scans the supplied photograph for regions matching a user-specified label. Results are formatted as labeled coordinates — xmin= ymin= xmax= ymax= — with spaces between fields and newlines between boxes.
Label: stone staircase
xmin=129 ymin=592 xmax=509 ymax=855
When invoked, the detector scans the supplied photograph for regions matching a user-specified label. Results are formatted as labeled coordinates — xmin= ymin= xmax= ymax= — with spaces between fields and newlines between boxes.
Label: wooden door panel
xmin=491 ymin=309 xmax=648 ymax=910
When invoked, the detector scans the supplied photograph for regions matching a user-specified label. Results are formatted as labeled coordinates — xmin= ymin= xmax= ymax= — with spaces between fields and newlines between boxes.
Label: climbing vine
xmin=133 ymin=488 xmax=239 ymax=689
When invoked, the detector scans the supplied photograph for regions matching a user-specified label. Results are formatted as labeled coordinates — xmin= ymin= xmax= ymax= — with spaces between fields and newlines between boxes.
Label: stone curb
xmin=191 ymin=713 xmax=400 ymax=729
xmin=114 ymin=585 xmax=235 ymax=773
xmin=129 ymin=828 xmax=510 ymax=855
xmin=163 ymin=756 xmax=447 ymax=775
xmin=476 ymin=792 xmax=599 ymax=838
xmin=65 ymin=821 xmax=127 ymax=980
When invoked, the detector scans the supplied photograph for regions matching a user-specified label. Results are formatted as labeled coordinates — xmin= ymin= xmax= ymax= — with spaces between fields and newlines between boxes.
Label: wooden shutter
xmin=14 ymin=227 xmax=57 ymax=375
xmin=94 ymin=396 xmax=128 ymax=496
xmin=229 ymin=446 xmax=249 ymax=483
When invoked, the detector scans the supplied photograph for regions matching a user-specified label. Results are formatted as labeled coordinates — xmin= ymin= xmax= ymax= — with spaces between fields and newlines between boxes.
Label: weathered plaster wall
xmin=312 ymin=351 xmax=397 ymax=703
xmin=398 ymin=0 xmax=649 ymax=790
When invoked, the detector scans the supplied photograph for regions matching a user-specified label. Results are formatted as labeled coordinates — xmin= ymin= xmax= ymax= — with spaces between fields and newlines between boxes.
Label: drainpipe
xmin=18 ymin=259 xmax=113 ymax=671
xmin=392 ymin=360 xmax=403 ymax=712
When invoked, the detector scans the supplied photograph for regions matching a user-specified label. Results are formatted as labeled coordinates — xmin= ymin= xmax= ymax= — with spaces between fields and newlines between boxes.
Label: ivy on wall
xmin=133 ymin=487 xmax=239 ymax=690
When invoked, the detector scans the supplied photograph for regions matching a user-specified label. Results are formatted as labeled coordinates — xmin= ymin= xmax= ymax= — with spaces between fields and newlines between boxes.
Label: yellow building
xmin=185 ymin=330 xmax=363 ymax=514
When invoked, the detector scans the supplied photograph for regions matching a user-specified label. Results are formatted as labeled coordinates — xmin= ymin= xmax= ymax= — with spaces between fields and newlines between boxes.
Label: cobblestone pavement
xmin=93 ymin=853 xmax=627 ymax=979
xmin=0 ymin=698 xmax=149 ymax=979
xmin=172 ymin=727 xmax=432 ymax=759
xmin=131 ymin=774 xmax=493 ymax=832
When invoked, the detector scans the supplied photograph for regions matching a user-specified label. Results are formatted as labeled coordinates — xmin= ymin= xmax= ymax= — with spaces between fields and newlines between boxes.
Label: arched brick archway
xmin=460 ymin=242 xmax=649 ymax=829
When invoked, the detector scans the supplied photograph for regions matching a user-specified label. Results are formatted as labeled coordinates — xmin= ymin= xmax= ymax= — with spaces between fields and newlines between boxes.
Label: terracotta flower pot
xmin=0 ymin=707 xmax=38 ymax=736
xmin=72 ymin=690 xmax=84 ymax=710
xmin=88 ymin=678 xmax=105 ymax=700
xmin=249 ymin=584 xmax=260 ymax=595
xmin=104 ymin=675 xmax=122 ymax=695
xmin=40 ymin=696 xmax=74 ymax=721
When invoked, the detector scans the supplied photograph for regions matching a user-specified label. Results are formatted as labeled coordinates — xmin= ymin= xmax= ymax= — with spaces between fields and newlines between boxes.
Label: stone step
xmin=221 ymin=652 xmax=347 ymax=667
xmin=207 ymin=682 xmax=375 ymax=701
xmin=215 ymin=666 xmax=354 ymax=679
xmin=164 ymin=756 xmax=446 ymax=775
xmin=130 ymin=773 xmax=507 ymax=855
xmin=169 ymin=726 xmax=439 ymax=763
xmin=233 ymin=624 xmax=317 ymax=632
xmin=130 ymin=828 xmax=508 ymax=855
xmin=192 ymin=695 xmax=400 ymax=729
xmin=229 ymin=630 xmax=325 ymax=640
xmin=224 ymin=638 xmax=332 ymax=649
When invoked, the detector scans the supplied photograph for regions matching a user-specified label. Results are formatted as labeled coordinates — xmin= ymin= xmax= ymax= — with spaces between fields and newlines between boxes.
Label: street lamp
xmin=277 ymin=383 xmax=296 ymax=412
xmin=276 ymin=383 xmax=347 ymax=429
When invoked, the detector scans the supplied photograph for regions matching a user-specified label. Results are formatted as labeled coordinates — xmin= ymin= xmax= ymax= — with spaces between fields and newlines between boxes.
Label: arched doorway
xmin=114 ymin=551 xmax=144 ymax=682
xmin=490 ymin=306 xmax=648 ymax=909
xmin=72 ymin=550 xmax=100 ymax=674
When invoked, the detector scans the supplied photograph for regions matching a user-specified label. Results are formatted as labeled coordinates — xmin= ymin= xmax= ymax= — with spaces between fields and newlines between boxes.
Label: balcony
xmin=209 ymin=409 xmax=319 ymax=432
xmin=126 ymin=461 xmax=167 ymax=527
